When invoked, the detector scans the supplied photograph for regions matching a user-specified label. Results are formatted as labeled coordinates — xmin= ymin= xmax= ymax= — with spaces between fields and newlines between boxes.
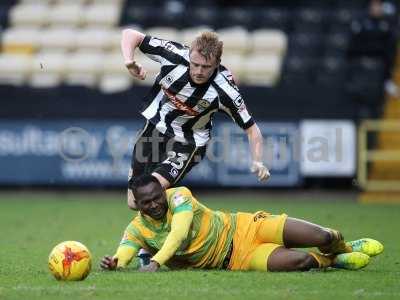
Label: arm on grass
xmin=151 ymin=210 xmax=193 ymax=266
xmin=100 ymin=245 xmax=138 ymax=271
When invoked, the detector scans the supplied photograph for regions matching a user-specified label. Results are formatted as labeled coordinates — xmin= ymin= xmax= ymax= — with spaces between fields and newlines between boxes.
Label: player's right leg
xmin=127 ymin=121 xmax=157 ymax=210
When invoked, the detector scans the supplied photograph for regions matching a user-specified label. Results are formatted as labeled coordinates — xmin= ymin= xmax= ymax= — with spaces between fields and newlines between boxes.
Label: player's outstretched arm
xmin=121 ymin=29 xmax=147 ymax=80
xmin=141 ymin=211 xmax=193 ymax=272
xmin=100 ymin=242 xmax=139 ymax=271
xmin=246 ymin=123 xmax=270 ymax=181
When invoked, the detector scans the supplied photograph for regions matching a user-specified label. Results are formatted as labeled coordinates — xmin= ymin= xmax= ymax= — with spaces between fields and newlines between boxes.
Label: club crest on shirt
xmin=197 ymin=99 xmax=210 ymax=110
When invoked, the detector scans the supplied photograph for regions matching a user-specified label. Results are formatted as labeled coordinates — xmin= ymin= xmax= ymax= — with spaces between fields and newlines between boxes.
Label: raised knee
xmin=320 ymin=228 xmax=334 ymax=246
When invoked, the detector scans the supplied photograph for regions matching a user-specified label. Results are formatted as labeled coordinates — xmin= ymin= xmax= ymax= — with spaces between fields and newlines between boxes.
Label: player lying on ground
xmin=101 ymin=175 xmax=383 ymax=272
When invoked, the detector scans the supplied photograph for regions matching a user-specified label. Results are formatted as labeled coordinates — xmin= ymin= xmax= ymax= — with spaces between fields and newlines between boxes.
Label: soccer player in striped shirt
xmin=121 ymin=29 xmax=269 ymax=210
xmin=100 ymin=175 xmax=383 ymax=272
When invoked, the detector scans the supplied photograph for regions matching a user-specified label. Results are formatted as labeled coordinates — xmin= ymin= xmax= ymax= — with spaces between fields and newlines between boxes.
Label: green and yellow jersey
xmin=114 ymin=187 xmax=237 ymax=269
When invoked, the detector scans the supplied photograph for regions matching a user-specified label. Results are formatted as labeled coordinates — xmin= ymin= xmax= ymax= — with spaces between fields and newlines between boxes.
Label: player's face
xmin=136 ymin=183 xmax=167 ymax=220
xmin=189 ymin=50 xmax=218 ymax=84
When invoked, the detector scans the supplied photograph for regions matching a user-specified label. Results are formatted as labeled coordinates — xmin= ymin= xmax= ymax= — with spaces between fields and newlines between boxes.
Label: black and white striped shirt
xmin=138 ymin=35 xmax=255 ymax=146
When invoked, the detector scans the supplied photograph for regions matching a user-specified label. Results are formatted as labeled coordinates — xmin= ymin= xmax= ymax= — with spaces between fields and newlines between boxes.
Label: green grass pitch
xmin=0 ymin=191 xmax=399 ymax=300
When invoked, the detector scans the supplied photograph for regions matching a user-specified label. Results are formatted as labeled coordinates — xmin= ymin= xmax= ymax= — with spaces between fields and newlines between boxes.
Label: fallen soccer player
xmin=101 ymin=175 xmax=383 ymax=272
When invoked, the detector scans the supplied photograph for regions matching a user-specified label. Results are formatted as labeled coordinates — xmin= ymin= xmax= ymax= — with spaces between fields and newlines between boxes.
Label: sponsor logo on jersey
xmin=253 ymin=211 xmax=269 ymax=222
xmin=162 ymin=87 xmax=199 ymax=116
xmin=173 ymin=192 xmax=185 ymax=206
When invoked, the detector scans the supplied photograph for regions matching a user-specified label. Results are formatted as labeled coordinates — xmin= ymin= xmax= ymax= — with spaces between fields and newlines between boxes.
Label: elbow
xmin=121 ymin=29 xmax=144 ymax=42
xmin=122 ymin=28 xmax=135 ymax=37
xmin=121 ymin=28 xmax=134 ymax=41
xmin=173 ymin=227 xmax=191 ymax=247
xmin=176 ymin=231 xmax=189 ymax=244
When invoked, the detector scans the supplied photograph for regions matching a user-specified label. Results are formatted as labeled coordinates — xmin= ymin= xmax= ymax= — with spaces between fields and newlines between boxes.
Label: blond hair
xmin=190 ymin=31 xmax=223 ymax=63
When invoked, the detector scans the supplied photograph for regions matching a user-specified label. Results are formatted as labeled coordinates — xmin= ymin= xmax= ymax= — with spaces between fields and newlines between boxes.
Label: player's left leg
xmin=249 ymin=244 xmax=370 ymax=272
xmin=152 ymin=139 xmax=207 ymax=187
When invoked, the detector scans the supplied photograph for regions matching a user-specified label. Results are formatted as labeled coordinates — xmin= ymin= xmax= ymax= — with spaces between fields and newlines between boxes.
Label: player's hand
xmin=139 ymin=260 xmax=160 ymax=272
xmin=250 ymin=161 xmax=270 ymax=182
xmin=100 ymin=255 xmax=118 ymax=271
xmin=125 ymin=60 xmax=147 ymax=80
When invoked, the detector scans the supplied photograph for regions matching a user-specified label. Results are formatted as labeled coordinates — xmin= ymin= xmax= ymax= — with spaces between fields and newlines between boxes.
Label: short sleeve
xmin=139 ymin=35 xmax=189 ymax=66
xmin=213 ymin=69 xmax=255 ymax=130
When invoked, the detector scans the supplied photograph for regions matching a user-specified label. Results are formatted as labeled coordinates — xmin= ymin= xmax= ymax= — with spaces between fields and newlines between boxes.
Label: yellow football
xmin=48 ymin=241 xmax=92 ymax=281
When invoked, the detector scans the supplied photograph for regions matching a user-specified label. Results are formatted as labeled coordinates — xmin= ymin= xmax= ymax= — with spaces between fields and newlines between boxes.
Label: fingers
xmin=258 ymin=167 xmax=270 ymax=181
xmin=139 ymin=71 xmax=146 ymax=80
xmin=128 ymin=68 xmax=146 ymax=80
xmin=258 ymin=167 xmax=263 ymax=178
xmin=127 ymin=62 xmax=146 ymax=80
xmin=251 ymin=162 xmax=271 ymax=181
xmin=100 ymin=256 xmax=115 ymax=270
xmin=250 ymin=162 xmax=262 ymax=175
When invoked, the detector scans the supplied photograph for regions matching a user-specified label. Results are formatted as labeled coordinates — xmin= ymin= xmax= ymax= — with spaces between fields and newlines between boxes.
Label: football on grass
xmin=48 ymin=241 xmax=92 ymax=281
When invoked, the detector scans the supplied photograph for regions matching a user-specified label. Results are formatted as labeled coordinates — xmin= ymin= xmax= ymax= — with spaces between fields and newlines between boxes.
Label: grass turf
xmin=0 ymin=191 xmax=399 ymax=300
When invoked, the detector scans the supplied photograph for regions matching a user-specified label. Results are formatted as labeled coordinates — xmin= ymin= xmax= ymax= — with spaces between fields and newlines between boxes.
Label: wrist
xmin=150 ymin=259 xmax=160 ymax=267
xmin=124 ymin=60 xmax=135 ymax=67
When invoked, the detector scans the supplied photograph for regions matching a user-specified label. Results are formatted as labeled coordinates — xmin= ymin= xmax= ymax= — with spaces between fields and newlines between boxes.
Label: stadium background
xmin=0 ymin=0 xmax=400 ymax=299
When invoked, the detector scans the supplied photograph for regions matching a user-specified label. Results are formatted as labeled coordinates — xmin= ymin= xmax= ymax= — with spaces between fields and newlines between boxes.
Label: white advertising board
xmin=300 ymin=120 xmax=356 ymax=176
